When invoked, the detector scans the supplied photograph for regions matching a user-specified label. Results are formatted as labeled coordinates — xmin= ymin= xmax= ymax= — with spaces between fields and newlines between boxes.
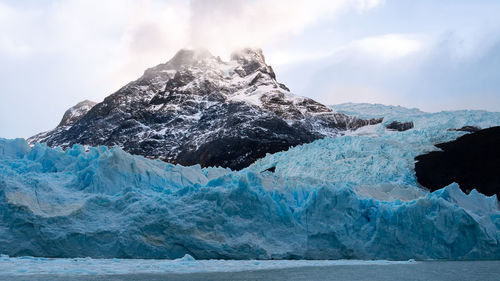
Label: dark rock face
xmin=448 ymin=126 xmax=481 ymax=133
xmin=385 ymin=121 xmax=414 ymax=131
xmin=29 ymin=48 xmax=381 ymax=170
xmin=415 ymin=126 xmax=500 ymax=199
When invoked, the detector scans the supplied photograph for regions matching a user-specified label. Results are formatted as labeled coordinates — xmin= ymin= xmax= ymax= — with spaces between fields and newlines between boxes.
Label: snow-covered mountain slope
xmin=1 ymin=135 xmax=499 ymax=260
xmin=28 ymin=49 xmax=380 ymax=170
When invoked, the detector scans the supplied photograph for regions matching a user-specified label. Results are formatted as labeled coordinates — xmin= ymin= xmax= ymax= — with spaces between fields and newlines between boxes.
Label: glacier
xmin=1 ymin=104 xmax=500 ymax=260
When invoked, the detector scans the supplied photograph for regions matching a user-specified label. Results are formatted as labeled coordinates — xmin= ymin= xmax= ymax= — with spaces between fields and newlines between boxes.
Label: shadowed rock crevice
xmin=385 ymin=121 xmax=414 ymax=131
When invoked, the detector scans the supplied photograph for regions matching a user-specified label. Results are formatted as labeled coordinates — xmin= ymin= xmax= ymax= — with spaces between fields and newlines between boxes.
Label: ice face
xmin=0 ymin=105 xmax=500 ymax=260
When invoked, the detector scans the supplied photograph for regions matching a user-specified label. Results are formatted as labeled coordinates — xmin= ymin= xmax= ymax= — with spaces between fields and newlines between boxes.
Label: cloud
xmin=351 ymin=34 xmax=423 ymax=61
xmin=0 ymin=0 xmax=384 ymax=78
xmin=267 ymin=33 xmax=424 ymax=69
xmin=275 ymin=30 xmax=500 ymax=112
xmin=188 ymin=0 xmax=385 ymax=57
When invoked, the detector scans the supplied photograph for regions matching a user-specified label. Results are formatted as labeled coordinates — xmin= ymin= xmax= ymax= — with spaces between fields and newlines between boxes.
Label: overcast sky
xmin=1 ymin=0 xmax=499 ymax=138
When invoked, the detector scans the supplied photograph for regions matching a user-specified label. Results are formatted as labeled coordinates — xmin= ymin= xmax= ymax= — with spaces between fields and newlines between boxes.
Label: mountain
xmin=28 ymin=48 xmax=381 ymax=170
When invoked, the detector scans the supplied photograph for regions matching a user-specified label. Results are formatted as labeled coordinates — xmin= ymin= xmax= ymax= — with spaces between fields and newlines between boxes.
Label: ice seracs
xmin=0 ymin=136 xmax=499 ymax=259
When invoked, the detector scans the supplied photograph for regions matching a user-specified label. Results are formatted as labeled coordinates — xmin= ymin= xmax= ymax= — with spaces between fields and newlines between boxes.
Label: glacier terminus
xmin=1 ymin=103 xmax=500 ymax=260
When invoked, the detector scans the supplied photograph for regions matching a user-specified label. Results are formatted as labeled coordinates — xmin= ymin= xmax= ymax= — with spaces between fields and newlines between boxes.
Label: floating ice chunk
xmin=177 ymin=254 xmax=195 ymax=261
xmin=0 ymin=255 xmax=417 ymax=276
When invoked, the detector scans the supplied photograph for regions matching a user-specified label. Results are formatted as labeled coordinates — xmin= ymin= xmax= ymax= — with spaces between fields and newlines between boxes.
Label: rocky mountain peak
xmin=168 ymin=48 xmax=215 ymax=68
xmin=141 ymin=48 xmax=216 ymax=80
xmin=29 ymin=48 xmax=381 ymax=170
xmin=230 ymin=48 xmax=273 ymax=78
xmin=231 ymin=48 xmax=266 ymax=65
xmin=58 ymin=100 xmax=97 ymax=127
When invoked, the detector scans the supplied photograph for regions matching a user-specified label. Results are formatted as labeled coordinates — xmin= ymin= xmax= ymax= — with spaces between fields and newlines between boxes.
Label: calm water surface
xmin=0 ymin=261 xmax=498 ymax=281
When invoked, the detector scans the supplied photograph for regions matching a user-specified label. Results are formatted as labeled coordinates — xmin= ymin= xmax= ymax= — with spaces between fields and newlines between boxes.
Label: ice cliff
xmin=1 ymin=104 xmax=500 ymax=260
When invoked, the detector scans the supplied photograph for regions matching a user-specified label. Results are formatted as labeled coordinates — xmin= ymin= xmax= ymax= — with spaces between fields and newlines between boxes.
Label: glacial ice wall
xmin=1 ymin=105 xmax=500 ymax=260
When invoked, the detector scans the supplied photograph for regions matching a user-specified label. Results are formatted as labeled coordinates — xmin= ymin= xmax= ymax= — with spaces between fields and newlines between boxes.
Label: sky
xmin=0 ymin=0 xmax=499 ymax=138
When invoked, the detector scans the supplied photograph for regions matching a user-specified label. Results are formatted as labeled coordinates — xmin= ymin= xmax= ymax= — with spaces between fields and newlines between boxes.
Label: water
xmin=0 ymin=261 xmax=498 ymax=281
